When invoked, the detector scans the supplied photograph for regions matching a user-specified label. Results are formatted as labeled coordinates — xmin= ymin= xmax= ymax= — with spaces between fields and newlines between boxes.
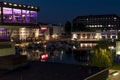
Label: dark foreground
xmin=0 ymin=61 xmax=107 ymax=80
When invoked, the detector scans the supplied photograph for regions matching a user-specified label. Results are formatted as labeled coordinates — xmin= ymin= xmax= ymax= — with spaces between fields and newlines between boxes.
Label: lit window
xmin=94 ymin=25 xmax=97 ymax=27
xmin=4 ymin=2 xmax=7 ymax=5
xmin=114 ymin=17 xmax=117 ymax=20
xmin=100 ymin=25 xmax=102 ymax=27
xmin=108 ymin=25 xmax=111 ymax=27
xmin=3 ymin=7 xmax=13 ymax=23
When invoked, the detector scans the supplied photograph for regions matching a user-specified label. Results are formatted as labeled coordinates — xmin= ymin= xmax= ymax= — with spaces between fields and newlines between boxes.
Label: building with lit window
xmin=72 ymin=14 xmax=120 ymax=49
xmin=73 ymin=14 xmax=120 ymax=32
xmin=39 ymin=23 xmax=64 ymax=40
xmin=0 ymin=1 xmax=39 ymax=41
xmin=72 ymin=14 xmax=120 ymax=41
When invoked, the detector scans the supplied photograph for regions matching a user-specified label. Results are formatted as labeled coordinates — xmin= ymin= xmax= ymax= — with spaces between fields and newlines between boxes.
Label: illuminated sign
xmin=40 ymin=53 xmax=49 ymax=61
xmin=40 ymin=25 xmax=47 ymax=30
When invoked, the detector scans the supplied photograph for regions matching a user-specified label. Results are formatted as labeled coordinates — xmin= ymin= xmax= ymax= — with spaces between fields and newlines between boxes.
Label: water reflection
xmin=15 ymin=41 xmax=92 ymax=65
xmin=18 ymin=48 xmax=90 ymax=65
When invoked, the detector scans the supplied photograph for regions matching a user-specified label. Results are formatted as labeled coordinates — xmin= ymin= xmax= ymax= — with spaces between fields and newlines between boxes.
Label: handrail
xmin=84 ymin=68 xmax=109 ymax=80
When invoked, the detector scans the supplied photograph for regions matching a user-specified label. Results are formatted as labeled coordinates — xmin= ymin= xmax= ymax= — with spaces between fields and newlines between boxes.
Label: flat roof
xmin=0 ymin=61 xmax=107 ymax=80
xmin=0 ymin=1 xmax=39 ymax=11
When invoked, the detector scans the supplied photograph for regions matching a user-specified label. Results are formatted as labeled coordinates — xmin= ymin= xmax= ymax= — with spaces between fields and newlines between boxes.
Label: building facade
xmin=73 ymin=14 xmax=120 ymax=31
xmin=72 ymin=14 xmax=120 ymax=49
xmin=72 ymin=14 xmax=120 ymax=41
xmin=39 ymin=23 xmax=64 ymax=40
xmin=0 ymin=1 xmax=39 ymax=41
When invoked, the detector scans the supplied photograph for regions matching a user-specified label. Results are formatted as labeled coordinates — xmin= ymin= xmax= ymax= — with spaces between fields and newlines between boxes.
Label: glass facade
xmin=0 ymin=1 xmax=39 ymax=41
xmin=13 ymin=9 xmax=22 ymax=23
xmin=22 ymin=10 xmax=30 ymax=23
xmin=0 ymin=7 xmax=1 ymax=22
xmin=2 ymin=7 xmax=37 ymax=24
xmin=30 ymin=11 xmax=37 ymax=24
xmin=3 ymin=7 xmax=13 ymax=23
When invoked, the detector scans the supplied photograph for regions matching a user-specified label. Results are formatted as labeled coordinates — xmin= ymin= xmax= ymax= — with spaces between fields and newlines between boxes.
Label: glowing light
xmin=9 ymin=3 xmax=12 ymax=6
xmin=31 ymin=6 xmax=34 ymax=9
xmin=108 ymin=46 xmax=114 ymax=50
xmin=116 ymin=51 xmax=120 ymax=55
xmin=72 ymin=34 xmax=77 ymax=39
xmin=112 ymin=71 xmax=119 ymax=76
xmin=41 ymin=27 xmax=47 ymax=30
xmin=41 ymin=53 xmax=49 ymax=61
xmin=19 ymin=5 xmax=22 ymax=7
xmin=108 ymin=25 xmax=111 ymax=27
xmin=0 ymin=28 xmax=6 ymax=31
xmin=114 ymin=17 xmax=117 ymax=20
xmin=23 ymin=5 xmax=26 ymax=7
xmin=52 ymin=34 xmax=58 ymax=39
xmin=13 ymin=4 xmax=17 ymax=6
xmin=4 ymin=2 xmax=7 ymax=5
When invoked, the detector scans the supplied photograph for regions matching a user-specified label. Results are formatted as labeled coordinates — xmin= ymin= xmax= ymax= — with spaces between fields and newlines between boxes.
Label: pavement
xmin=109 ymin=70 xmax=120 ymax=80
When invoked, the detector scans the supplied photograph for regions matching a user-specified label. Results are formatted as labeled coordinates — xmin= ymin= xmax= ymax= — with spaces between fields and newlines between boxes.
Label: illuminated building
xmin=72 ymin=14 xmax=120 ymax=49
xmin=72 ymin=14 xmax=120 ymax=41
xmin=0 ymin=1 xmax=39 ymax=40
xmin=73 ymin=14 xmax=120 ymax=32
xmin=39 ymin=23 xmax=64 ymax=40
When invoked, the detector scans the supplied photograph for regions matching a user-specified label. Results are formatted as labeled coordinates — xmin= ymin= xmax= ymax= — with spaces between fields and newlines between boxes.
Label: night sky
xmin=1 ymin=0 xmax=120 ymax=24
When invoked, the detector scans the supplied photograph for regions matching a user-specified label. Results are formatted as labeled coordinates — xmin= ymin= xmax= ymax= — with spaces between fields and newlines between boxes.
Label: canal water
xmin=17 ymin=48 xmax=90 ymax=65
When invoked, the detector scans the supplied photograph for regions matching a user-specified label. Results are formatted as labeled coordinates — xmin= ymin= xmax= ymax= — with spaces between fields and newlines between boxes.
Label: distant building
xmin=72 ymin=14 xmax=120 ymax=49
xmin=73 ymin=14 xmax=120 ymax=31
xmin=39 ymin=23 xmax=64 ymax=40
xmin=0 ymin=1 xmax=39 ymax=41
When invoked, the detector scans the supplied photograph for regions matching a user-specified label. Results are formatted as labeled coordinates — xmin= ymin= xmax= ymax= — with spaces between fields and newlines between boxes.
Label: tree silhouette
xmin=64 ymin=21 xmax=72 ymax=38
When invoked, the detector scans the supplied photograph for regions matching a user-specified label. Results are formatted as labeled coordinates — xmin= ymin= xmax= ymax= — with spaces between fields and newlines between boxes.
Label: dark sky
xmin=1 ymin=0 xmax=120 ymax=24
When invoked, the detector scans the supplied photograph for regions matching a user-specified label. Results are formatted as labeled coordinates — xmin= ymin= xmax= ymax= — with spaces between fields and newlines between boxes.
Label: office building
xmin=73 ymin=14 xmax=120 ymax=31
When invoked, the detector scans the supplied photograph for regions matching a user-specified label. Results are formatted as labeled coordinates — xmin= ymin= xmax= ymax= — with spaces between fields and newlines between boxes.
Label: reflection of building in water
xmin=80 ymin=43 xmax=97 ymax=49
xmin=72 ymin=30 xmax=117 ymax=49
xmin=0 ymin=1 xmax=39 ymax=40
xmin=72 ymin=31 xmax=118 ymax=41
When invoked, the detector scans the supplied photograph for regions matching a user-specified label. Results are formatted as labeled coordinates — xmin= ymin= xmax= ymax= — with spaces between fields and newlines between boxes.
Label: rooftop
xmin=0 ymin=61 xmax=106 ymax=80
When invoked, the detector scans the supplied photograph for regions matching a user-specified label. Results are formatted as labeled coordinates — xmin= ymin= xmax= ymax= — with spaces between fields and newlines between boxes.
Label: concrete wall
xmin=0 ymin=42 xmax=15 ymax=56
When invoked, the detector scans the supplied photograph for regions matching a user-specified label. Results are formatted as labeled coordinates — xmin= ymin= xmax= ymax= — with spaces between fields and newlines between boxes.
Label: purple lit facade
xmin=0 ymin=1 xmax=39 ymax=40
xmin=0 ymin=1 xmax=39 ymax=24
xmin=2 ymin=7 xmax=37 ymax=24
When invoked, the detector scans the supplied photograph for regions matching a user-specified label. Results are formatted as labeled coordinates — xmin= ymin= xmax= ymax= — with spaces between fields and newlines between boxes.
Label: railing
xmin=84 ymin=68 xmax=109 ymax=80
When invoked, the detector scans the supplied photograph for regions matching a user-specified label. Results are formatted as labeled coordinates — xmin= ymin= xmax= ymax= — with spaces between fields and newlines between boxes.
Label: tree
xmin=64 ymin=21 xmax=71 ymax=34
xmin=91 ymin=40 xmax=113 ymax=68
xmin=64 ymin=21 xmax=72 ymax=38
xmin=73 ymin=23 xmax=91 ymax=32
